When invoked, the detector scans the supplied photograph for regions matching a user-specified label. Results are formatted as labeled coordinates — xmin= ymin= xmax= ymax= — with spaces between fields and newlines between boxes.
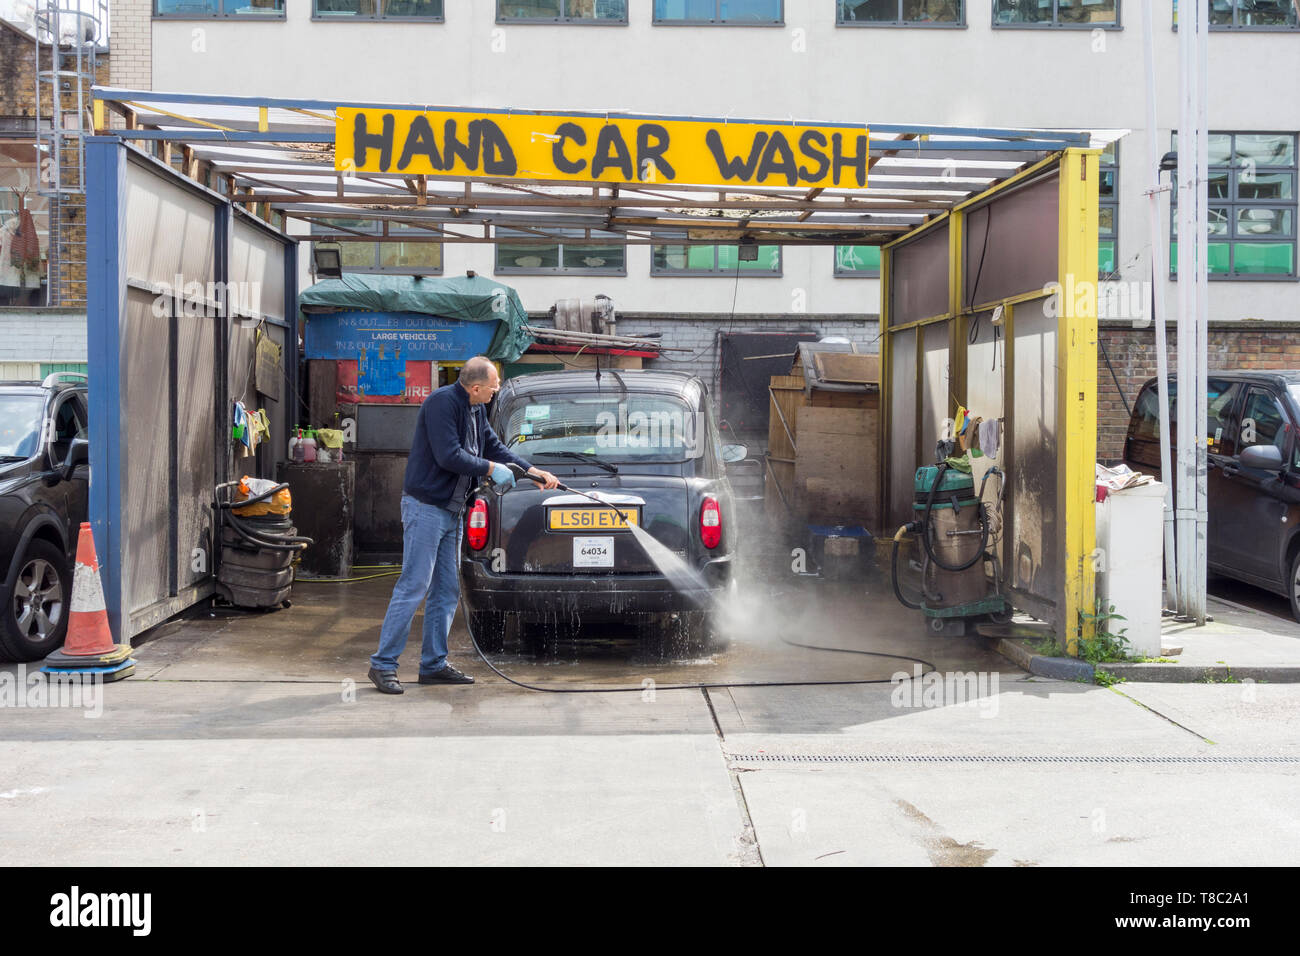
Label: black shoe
xmin=418 ymin=663 xmax=475 ymax=685
xmin=368 ymin=668 xmax=404 ymax=694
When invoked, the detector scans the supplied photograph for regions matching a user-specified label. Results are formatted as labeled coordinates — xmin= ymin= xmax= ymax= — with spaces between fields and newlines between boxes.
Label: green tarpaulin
xmin=298 ymin=273 xmax=534 ymax=362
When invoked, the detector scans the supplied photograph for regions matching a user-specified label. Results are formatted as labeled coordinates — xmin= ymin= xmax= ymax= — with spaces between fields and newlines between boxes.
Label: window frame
xmin=1170 ymin=131 xmax=1298 ymax=282
xmin=1172 ymin=0 xmax=1300 ymax=31
xmin=154 ymin=1 xmax=286 ymax=19
xmin=494 ymin=1 xmax=628 ymax=24
xmin=992 ymin=0 xmax=1122 ymax=29
xmin=833 ymin=244 xmax=882 ymax=278
xmin=835 ymin=0 xmax=967 ymax=28
xmin=494 ymin=229 xmax=628 ymax=276
xmin=309 ymin=219 xmax=445 ymax=276
xmin=650 ymin=243 xmax=784 ymax=276
xmin=310 ymin=0 xmax=445 ymax=21
xmin=1098 ymin=141 xmax=1119 ymax=278
xmin=652 ymin=1 xmax=785 ymax=26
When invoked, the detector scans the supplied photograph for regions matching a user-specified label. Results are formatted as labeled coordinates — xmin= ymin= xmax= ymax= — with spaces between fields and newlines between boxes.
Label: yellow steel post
xmin=948 ymin=211 xmax=966 ymax=425
xmin=1057 ymin=148 xmax=1101 ymax=655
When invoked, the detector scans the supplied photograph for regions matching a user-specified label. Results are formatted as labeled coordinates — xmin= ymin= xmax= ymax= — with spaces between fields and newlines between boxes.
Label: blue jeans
xmin=370 ymin=494 xmax=463 ymax=676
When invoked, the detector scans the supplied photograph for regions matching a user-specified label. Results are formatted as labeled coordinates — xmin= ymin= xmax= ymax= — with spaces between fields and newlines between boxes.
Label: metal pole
xmin=1175 ymin=0 xmax=1196 ymax=619
xmin=1141 ymin=0 xmax=1178 ymax=611
xmin=1193 ymin=0 xmax=1210 ymax=625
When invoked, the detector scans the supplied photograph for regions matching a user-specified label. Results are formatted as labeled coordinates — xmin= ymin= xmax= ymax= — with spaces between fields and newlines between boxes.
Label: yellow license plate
xmin=548 ymin=507 xmax=640 ymax=531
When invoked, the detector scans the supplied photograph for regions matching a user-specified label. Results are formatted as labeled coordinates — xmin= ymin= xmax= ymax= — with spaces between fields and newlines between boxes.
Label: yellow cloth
xmin=315 ymin=428 xmax=344 ymax=449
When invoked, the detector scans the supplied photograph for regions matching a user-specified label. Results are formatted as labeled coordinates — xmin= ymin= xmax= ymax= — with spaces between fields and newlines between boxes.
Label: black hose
xmin=920 ymin=462 xmax=988 ymax=573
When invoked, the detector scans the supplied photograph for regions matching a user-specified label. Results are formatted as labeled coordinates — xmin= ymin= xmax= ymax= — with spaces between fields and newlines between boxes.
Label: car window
xmin=0 ymin=396 xmax=45 ymax=460
xmin=1237 ymin=387 xmax=1289 ymax=460
xmin=503 ymin=393 xmax=702 ymax=462
xmin=1206 ymin=379 xmax=1243 ymax=456
xmin=1132 ymin=379 xmax=1245 ymax=454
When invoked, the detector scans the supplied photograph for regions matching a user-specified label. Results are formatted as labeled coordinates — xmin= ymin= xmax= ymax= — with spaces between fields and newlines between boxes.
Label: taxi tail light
xmin=467 ymin=497 xmax=489 ymax=551
xmin=700 ymin=496 xmax=721 ymax=550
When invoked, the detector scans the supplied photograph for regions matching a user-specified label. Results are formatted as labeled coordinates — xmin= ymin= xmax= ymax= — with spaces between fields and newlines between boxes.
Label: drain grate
xmin=726 ymin=753 xmax=1300 ymax=765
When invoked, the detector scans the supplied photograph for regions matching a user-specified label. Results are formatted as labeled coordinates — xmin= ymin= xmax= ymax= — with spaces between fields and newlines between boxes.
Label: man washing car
xmin=368 ymin=356 xmax=558 ymax=694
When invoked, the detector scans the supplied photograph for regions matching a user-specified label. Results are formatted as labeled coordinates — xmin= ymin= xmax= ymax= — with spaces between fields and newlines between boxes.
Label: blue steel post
xmin=84 ymin=137 xmax=125 ymax=642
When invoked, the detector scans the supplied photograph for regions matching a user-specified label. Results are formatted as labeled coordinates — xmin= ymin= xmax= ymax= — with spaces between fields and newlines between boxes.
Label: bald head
xmin=459 ymin=356 xmax=500 ymax=405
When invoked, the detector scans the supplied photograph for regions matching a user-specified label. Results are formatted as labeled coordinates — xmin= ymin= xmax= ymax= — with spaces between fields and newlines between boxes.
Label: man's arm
xmin=426 ymin=393 xmax=491 ymax=477
xmin=481 ymin=418 xmax=532 ymax=473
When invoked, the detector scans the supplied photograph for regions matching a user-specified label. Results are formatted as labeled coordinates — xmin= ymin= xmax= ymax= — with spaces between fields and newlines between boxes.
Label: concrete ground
xmin=2 ymin=576 xmax=1298 ymax=866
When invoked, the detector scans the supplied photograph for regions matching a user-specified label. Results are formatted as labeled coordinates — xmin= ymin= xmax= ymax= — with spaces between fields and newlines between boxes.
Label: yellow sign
xmin=336 ymin=108 xmax=869 ymax=189
xmin=548 ymin=507 xmax=640 ymax=531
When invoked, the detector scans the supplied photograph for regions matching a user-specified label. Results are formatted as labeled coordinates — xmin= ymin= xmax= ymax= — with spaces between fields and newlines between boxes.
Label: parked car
xmin=460 ymin=369 xmax=740 ymax=652
xmin=1123 ymin=370 xmax=1300 ymax=621
xmin=0 ymin=373 xmax=90 ymax=661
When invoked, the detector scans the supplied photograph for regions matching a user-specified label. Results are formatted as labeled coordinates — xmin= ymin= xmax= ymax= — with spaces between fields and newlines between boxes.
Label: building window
xmin=1174 ymin=0 xmax=1299 ymax=28
xmin=1099 ymin=141 xmax=1118 ymax=277
xmin=310 ymin=219 xmax=443 ymax=275
xmin=1170 ymin=132 xmax=1297 ymax=279
xmin=834 ymin=245 xmax=881 ymax=276
xmin=0 ymin=142 xmax=48 ymax=308
xmin=837 ymin=0 xmax=964 ymax=26
xmin=496 ymin=1 xmax=627 ymax=22
xmin=653 ymin=1 xmax=783 ymax=25
xmin=651 ymin=244 xmax=782 ymax=275
xmin=993 ymin=0 xmax=1119 ymax=27
xmin=495 ymin=229 xmax=627 ymax=274
xmin=154 ymin=0 xmax=284 ymax=16
xmin=313 ymin=0 xmax=443 ymax=18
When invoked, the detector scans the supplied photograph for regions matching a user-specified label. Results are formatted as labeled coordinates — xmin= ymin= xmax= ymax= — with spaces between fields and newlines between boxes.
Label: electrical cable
xmin=1098 ymin=333 xmax=1132 ymax=418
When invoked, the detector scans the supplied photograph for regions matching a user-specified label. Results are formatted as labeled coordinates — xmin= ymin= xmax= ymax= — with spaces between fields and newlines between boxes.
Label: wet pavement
xmin=133 ymin=571 xmax=1010 ymax=690
xmin=4 ymin=564 xmax=1300 ymax=866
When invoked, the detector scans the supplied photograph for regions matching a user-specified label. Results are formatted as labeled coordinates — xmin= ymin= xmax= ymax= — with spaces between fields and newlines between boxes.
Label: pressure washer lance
xmin=483 ymin=462 xmax=635 ymax=524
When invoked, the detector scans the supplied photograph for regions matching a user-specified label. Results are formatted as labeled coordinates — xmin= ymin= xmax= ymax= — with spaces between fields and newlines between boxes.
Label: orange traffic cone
xmin=42 ymin=522 xmax=134 ymax=680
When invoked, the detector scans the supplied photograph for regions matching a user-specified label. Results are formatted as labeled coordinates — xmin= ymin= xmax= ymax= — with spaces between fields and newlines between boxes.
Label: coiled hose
xmin=215 ymin=480 xmax=314 ymax=552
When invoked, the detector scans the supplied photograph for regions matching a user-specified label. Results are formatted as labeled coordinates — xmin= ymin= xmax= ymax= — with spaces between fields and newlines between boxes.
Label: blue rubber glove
xmin=490 ymin=462 xmax=516 ymax=489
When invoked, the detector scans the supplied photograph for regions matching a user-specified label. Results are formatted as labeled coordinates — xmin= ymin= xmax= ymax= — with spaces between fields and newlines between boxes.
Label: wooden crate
xmin=793 ymin=405 xmax=879 ymax=529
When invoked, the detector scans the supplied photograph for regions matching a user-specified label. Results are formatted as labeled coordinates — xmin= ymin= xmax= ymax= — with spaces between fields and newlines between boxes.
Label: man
xmin=367 ymin=356 xmax=558 ymax=694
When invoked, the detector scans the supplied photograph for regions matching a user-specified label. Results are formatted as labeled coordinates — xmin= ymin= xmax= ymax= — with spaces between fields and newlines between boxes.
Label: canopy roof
xmin=93 ymin=88 xmax=1123 ymax=248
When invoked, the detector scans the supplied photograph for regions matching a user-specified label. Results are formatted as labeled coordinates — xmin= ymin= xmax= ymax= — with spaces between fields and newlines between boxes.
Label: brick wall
xmin=0 ymin=309 xmax=88 ymax=362
xmin=109 ymin=0 xmax=153 ymax=92
xmin=613 ymin=312 xmax=879 ymax=397
xmin=1097 ymin=320 xmax=1300 ymax=460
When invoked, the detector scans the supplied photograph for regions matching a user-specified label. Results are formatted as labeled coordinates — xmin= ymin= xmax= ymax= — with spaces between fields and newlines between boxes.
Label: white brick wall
xmin=109 ymin=0 xmax=152 ymax=91
xmin=0 ymin=311 xmax=88 ymax=363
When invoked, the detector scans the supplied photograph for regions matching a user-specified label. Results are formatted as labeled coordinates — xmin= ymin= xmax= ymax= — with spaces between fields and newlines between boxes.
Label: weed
xmin=1078 ymin=600 xmax=1131 ymax=665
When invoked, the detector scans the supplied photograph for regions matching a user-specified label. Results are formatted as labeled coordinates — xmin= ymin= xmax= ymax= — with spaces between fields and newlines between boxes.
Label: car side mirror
xmin=721 ymin=443 xmax=748 ymax=464
xmin=61 ymin=436 xmax=88 ymax=481
xmin=1239 ymin=444 xmax=1283 ymax=471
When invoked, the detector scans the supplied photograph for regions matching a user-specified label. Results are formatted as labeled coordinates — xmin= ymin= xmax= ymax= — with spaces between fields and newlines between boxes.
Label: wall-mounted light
xmin=313 ymin=242 xmax=342 ymax=278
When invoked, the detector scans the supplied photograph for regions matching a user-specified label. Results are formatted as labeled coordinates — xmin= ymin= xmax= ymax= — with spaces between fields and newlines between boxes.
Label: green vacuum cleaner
xmin=891 ymin=461 xmax=1010 ymax=636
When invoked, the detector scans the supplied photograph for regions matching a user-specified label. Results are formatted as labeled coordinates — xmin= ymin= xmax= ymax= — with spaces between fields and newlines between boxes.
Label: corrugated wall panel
xmin=231 ymin=218 xmax=287 ymax=320
xmin=176 ymin=313 xmax=216 ymax=588
xmin=123 ymin=287 xmax=172 ymax=616
xmin=124 ymin=162 xmax=215 ymax=290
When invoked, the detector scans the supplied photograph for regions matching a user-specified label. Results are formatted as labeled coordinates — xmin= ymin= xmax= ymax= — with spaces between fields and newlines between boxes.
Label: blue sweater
xmin=403 ymin=382 xmax=532 ymax=510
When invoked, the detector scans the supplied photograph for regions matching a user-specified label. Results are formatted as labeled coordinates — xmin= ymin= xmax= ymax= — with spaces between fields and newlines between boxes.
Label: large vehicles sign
xmin=336 ymin=108 xmax=869 ymax=189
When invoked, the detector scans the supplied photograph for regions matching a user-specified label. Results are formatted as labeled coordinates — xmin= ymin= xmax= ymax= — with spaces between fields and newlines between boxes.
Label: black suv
xmin=1123 ymin=370 xmax=1300 ymax=621
xmin=0 ymin=373 xmax=90 ymax=661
